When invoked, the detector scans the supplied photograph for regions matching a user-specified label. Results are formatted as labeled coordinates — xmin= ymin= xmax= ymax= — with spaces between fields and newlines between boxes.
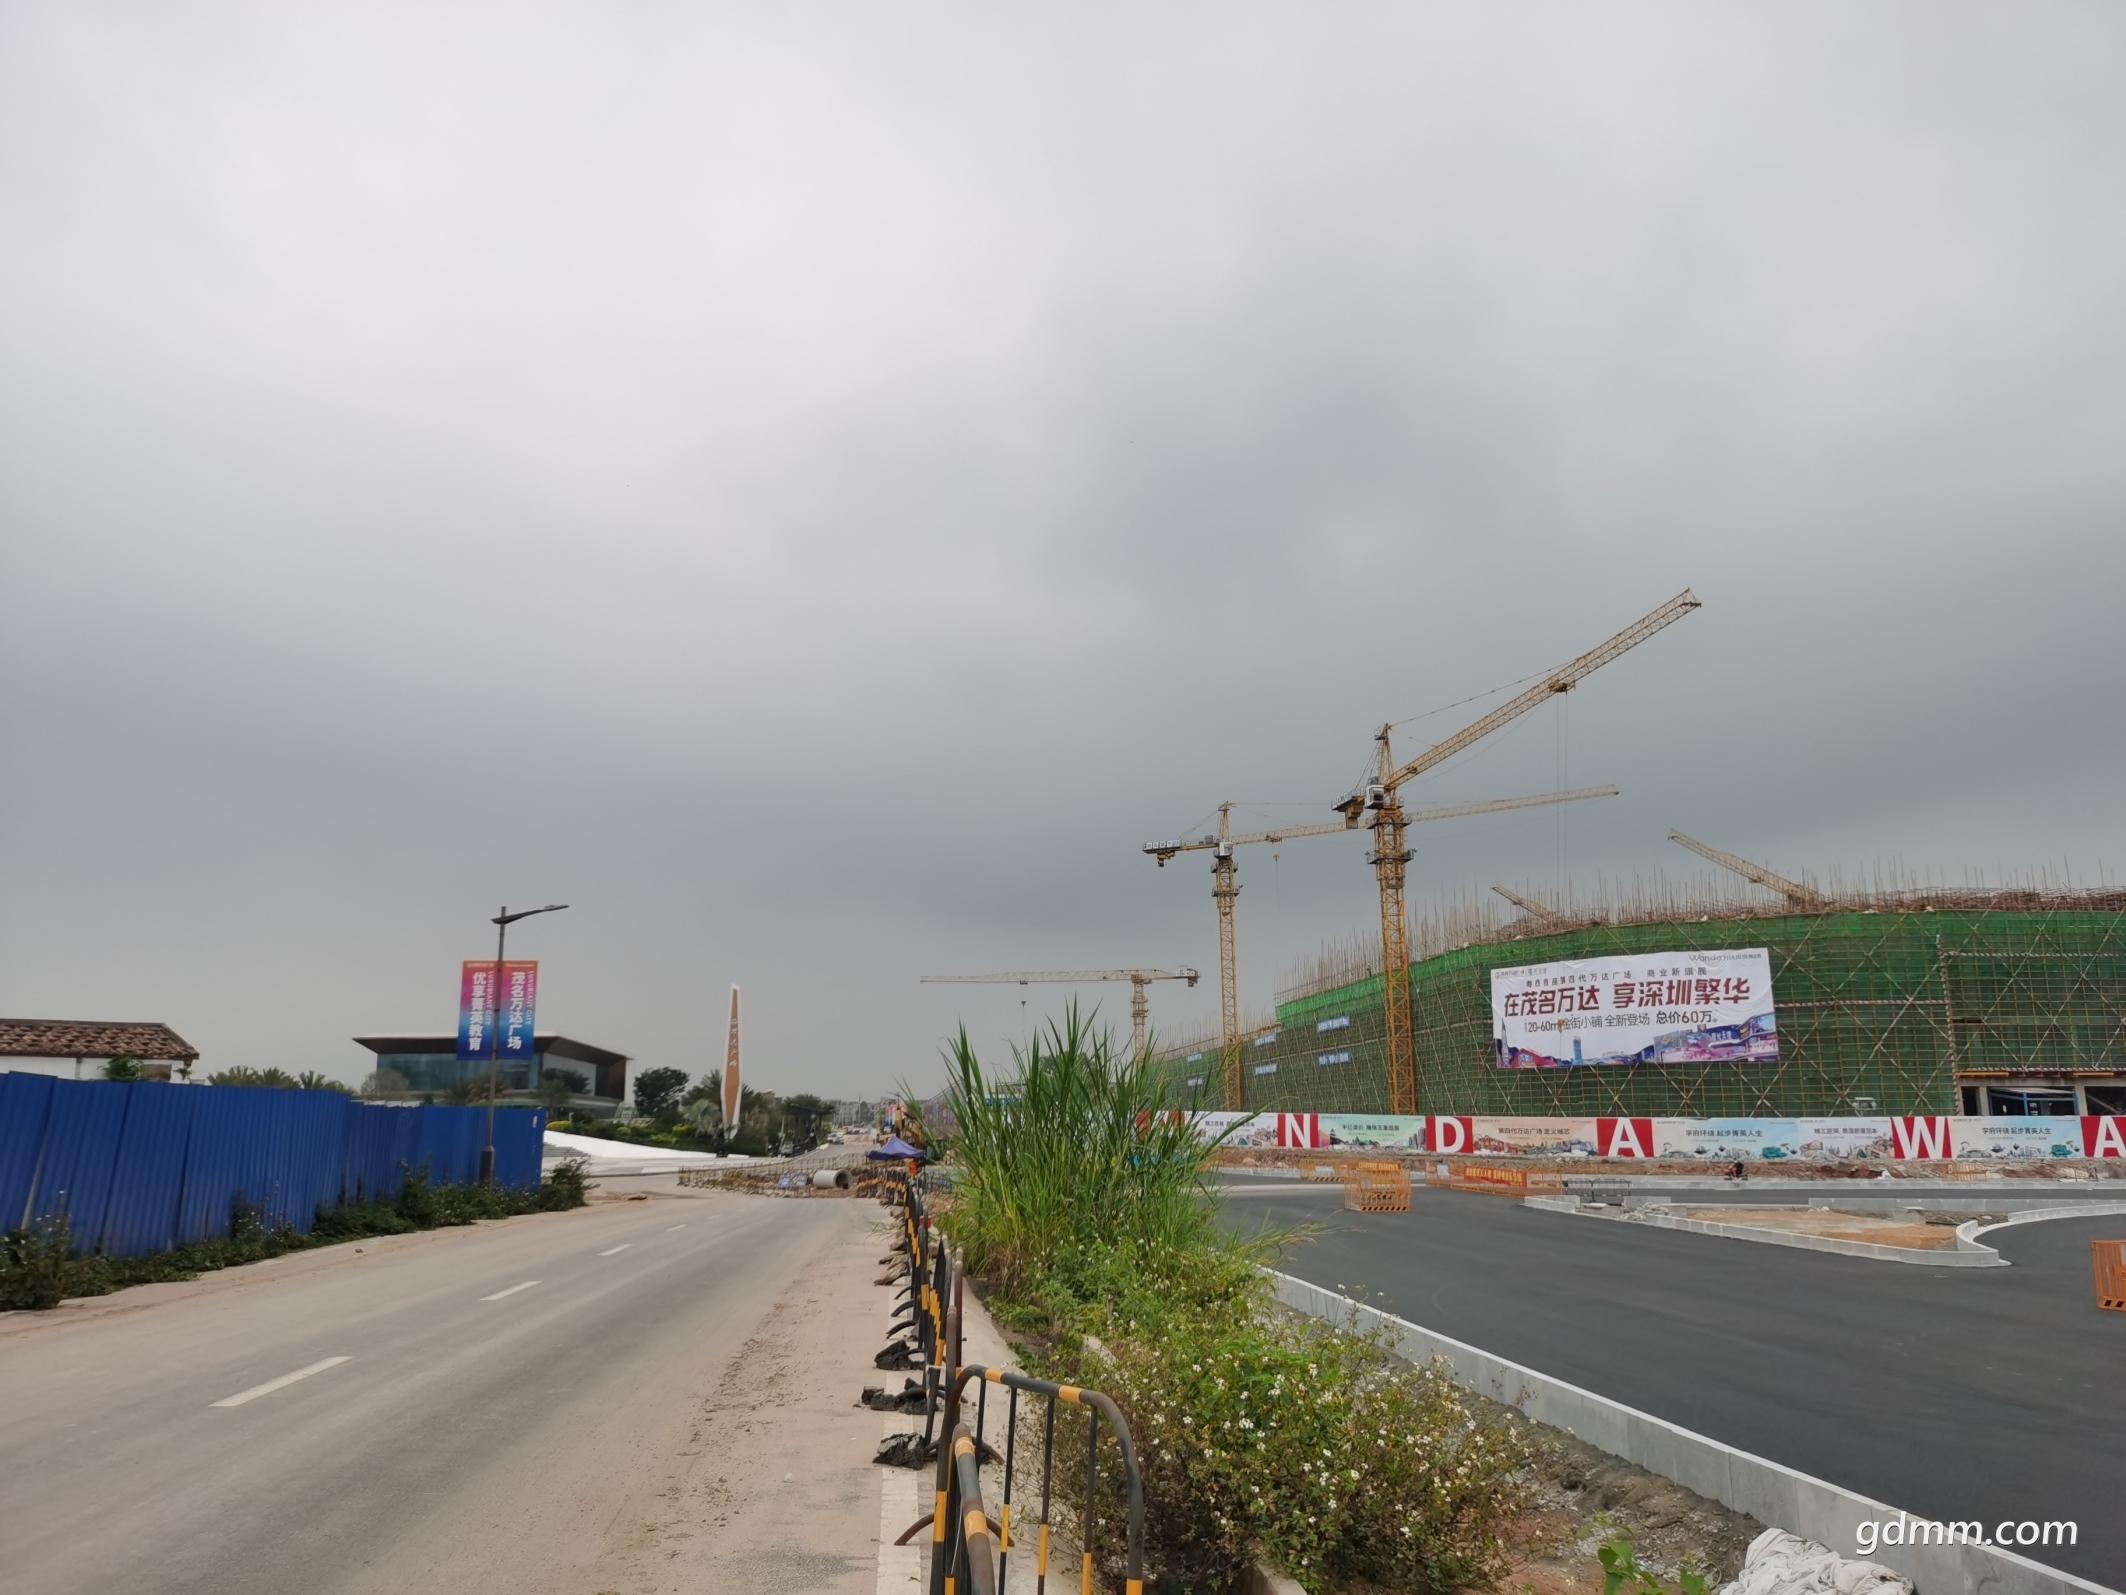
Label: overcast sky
xmin=3 ymin=2 xmax=2121 ymax=1096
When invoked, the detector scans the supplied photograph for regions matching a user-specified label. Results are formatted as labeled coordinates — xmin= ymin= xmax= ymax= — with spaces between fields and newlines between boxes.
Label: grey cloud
xmin=3 ymin=1 xmax=2121 ymax=1085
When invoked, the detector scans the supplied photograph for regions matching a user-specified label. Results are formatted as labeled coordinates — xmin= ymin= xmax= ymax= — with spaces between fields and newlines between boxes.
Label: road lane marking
xmin=598 ymin=1244 xmax=632 ymax=1256
xmin=210 ymin=1356 xmax=352 ymax=1408
xmin=665 ymin=1223 xmax=689 ymax=1232
xmin=481 ymin=1280 xmax=541 ymax=1301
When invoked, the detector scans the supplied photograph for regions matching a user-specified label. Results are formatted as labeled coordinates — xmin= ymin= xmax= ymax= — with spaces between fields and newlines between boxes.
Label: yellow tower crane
xmin=918 ymin=967 xmax=1200 ymax=1057
xmin=1335 ymin=590 xmax=1703 ymax=1115
xmin=1666 ymin=830 xmax=1826 ymax=909
xmin=1147 ymin=789 xmax=1619 ymax=1109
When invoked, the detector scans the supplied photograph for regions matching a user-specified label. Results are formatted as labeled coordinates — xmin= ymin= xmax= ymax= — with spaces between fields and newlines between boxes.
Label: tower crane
xmin=1335 ymin=590 xmax=1702 ymax=1114
xmin=918 ymin=967 xmax=1199 ymax=1057
xmin=1666 ymin=830 xmax=1826 ymax=909
xmin=1147 ymin=788 xmax=1619 ymax=1109
xmin=1491 ymin=884 xmax=1571 ymax=932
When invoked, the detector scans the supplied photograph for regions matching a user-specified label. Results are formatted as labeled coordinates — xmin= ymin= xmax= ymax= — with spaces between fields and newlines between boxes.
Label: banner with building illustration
xmin=1181 ymin=1110 xmax=2119 ymax=1158
xmin=1490 ymin=947 xmax=1777 ymax=1069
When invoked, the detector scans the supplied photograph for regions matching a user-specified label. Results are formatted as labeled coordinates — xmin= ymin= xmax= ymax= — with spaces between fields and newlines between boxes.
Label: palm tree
xmin=296 ymin=1071 xmax=350 ymax=1093
xmin=210 ymin=1066 xmax=294 ymax=1088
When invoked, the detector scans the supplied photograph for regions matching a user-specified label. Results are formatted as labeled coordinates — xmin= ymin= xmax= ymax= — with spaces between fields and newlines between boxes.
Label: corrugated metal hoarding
xmin=0 ymin=1079 xmax=546 ymax=1257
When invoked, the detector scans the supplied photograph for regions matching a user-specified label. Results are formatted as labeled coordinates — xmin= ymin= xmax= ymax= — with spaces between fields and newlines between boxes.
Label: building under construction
xmin=1147 ymin=869 xmax=2126 ymax=1119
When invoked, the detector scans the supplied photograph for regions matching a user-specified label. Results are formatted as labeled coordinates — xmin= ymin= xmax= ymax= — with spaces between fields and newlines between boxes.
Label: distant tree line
xmin=540 ymin=1067 xmax=838 ymax=1156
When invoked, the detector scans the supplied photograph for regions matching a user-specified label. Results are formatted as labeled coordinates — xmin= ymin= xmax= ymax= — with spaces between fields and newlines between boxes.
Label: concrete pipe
xmin=812 ymin=1168 xmax=851 ymax=1190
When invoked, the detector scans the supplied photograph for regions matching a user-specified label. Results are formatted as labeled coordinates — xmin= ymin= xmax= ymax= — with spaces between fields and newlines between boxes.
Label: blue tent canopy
xmin=867 ymin=1136 xmax=925 ymax=1161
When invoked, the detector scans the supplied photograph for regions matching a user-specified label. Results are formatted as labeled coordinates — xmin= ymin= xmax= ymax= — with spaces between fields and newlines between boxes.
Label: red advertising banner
xmin=1274 ymin=1112 xmax=1325 ymax=1149
xmin=1596 ymin=1117 xmax=1657 ymax=1158
xmin=1423 ymin=1114 xmax=1475 ymax=1154
xmin=2084 ymin=1116 xmax=2126 ymax=1158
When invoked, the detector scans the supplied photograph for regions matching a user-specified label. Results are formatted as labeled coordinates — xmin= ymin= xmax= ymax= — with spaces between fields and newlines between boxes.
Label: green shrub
xmin=1599 ymin=1534 xmax=1712 ymax=1595
xmin=725 ymin=1125 xmax=771 ymax=1156
xmin=1090 ymin=1311 xmax=1534 ymax=1595
xmin=0 ymin=1210 xmax=76 ymax=1310
xmin=312 ymin=1202 xmax=416 ymax=1239
xmin=395 ymin=1164 xmax=440 ymax=1227
xmin=944 ymin=1011 xmax=1530 ymax=1595
xmin=539 ymin=1157 xmax=591 ymax=1210
xmin=939 ymin=1006 xmax=1241 ymax=1292
xmin=0 ymin=1171 xmax=575 ymax=1311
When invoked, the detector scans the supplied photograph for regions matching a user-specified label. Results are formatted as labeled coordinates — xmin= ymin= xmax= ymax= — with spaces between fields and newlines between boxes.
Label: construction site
xmin=1146 ymin=869 xmax=2126 ymax=1119
xmin=1100 ymin=590 xmax=2126 ymax=1124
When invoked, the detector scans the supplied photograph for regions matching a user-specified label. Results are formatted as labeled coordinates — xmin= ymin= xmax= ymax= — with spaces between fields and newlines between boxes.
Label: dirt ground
xmin=1500 ymin=1428 xmax=1762 ymax=1595
xmin=1665 ymin=1205 xmax=1975 ymax=1250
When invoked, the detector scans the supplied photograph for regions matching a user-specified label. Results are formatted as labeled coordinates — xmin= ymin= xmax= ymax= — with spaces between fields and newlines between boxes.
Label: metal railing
xmin=876 ymin=1169 xmax=1145 ymax=1594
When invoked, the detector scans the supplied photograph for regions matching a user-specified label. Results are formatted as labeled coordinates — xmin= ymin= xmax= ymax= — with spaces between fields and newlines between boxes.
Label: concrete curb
xmin=1520 ymin=1196 xmax=2006 ymax=1267
xmin=1955 ymin=1202 xmax=2126 ymax=1253
xmin=1268 ymin=1270 xmax=2111 ymax=1595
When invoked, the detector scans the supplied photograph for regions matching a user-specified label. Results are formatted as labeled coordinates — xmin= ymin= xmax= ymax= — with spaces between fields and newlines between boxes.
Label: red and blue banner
xmin=456 ymin=961 xmax=495 ymax=1062
xmin=456 ymin=960 xmax=538 ymax=1062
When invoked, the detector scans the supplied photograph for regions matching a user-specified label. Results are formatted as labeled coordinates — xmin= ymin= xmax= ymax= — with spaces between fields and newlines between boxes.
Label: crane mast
xmin=1147 ymin=787 xmax=1616 ymax=1109
xmin=1338 ymin=591 xmax=1702 ymax=1115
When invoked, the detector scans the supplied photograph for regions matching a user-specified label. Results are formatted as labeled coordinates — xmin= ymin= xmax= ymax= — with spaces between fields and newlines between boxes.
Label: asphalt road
xmin=0 ymin=1191 xmax=885 ymax=1595
xmin=1227 ymin=1185 xmax=2126 ymax=1589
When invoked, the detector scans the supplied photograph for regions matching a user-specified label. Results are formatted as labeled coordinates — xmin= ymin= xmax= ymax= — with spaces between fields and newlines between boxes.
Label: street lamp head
xmin=492 ymin=902 xmax=570 ymax=926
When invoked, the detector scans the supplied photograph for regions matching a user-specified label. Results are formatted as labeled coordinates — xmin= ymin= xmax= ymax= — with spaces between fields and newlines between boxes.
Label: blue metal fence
xmin=0 ymin=1079 xmax=547 ymax=1257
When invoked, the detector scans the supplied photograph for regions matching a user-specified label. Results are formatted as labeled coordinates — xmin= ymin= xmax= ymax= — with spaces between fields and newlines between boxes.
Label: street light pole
xmin=480 ymin=901 xmax=569 ymax=1185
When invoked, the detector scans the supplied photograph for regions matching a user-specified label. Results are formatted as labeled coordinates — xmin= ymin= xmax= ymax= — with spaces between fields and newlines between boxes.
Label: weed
xmin=938 ymin=1004 xmax=1249 ymax=1291
xmin=1599 ymin=1534 xmax=1711 ymax=1595
xmin=539 ymin=1157 xmax=591 ymax=1210
xmin=0 ymin=1209 xmax=75 ymax=1310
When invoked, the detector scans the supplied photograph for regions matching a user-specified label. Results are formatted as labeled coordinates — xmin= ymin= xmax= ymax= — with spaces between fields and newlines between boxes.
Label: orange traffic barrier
xmin=1448 ymin=1164 xmax=1565 ymax=1197
xmin=1344 ymin=1161 xmax=1411 ymax=1213
xmin=2095 ymin=1240 xmax=2126 ymax=1313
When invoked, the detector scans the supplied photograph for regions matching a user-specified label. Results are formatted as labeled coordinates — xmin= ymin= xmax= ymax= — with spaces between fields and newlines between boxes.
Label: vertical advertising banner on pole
xmin=456 ymin=961 xmax=496 ymax=1062
xmin=457 ymin=960 xmax=537 ymax=1063
xmin=499 ymin=961 xmax=538 ymax=1060
xmin=1491 ymin=947 xmax=1777 ymax=1069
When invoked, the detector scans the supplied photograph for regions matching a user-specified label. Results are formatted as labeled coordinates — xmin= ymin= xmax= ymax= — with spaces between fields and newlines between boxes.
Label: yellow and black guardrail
xmin=877 ymin=1168 xmax=1145 ymax=1594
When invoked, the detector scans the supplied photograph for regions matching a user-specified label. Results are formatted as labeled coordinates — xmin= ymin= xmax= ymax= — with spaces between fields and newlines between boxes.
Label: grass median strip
xmin=934 ymin=1005 xmax=1536 ymax=1595
xmin=210 ymin=1356 xmax=352 ymax=1409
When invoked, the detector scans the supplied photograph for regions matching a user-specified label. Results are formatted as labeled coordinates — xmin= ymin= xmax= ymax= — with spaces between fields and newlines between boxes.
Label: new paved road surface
xmin=0 ymin=1191 xmax=887 ymax=1595
xmin=1227 ymin=1184 xmax=2126 ymax=1588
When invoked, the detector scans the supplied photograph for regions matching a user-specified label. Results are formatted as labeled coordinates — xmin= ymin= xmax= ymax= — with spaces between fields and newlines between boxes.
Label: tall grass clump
xmin=941 ymin=1004 xmax=1237 ymax=1292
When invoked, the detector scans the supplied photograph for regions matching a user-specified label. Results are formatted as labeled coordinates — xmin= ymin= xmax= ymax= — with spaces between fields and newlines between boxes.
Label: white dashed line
xmin=480 ymin=1280 xmax=541 ymax=1301
xmin=210 ymin=1356 xmax=352 ymax=1409
xmin=598 ymin=1244 xmax=632 ymax=1256
xmin=665 ymin=1223 xmax=689 ymax=1232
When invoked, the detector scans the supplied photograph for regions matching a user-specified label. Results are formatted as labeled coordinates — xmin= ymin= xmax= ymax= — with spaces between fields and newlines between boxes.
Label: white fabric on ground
xmin=1716 ymin=1529 xmax=1914 ymax=1595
